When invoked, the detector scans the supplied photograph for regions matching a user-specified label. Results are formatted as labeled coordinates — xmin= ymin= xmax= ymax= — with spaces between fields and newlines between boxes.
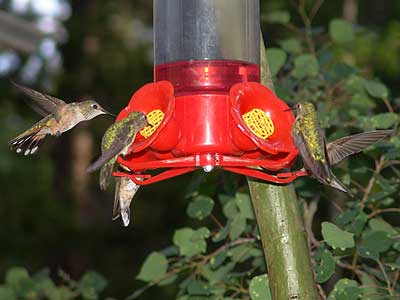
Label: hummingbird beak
xmin=284 ymin=106 xmax=296 ymax=112
xmin=102 ymin=108 xmax=116 ymax=117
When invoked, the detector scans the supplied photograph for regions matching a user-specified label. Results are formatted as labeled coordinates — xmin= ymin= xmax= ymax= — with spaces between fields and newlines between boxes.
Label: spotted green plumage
xmin=293 ymin=102 xmax=325 ymax=163
xmin=292 ymin=102 xmax=392 ymax=196
xmin=87 ymin=111 xmax=148 ymax=190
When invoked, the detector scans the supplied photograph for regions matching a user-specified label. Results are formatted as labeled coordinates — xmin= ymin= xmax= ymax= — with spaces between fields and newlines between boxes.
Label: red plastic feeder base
xmin=111 ymin=76 xmax=307 ymax=185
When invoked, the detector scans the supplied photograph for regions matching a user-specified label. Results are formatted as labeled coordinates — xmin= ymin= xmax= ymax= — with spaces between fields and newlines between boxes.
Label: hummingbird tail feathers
xmin=329 ymin=174 xmax=354 ymax=197
xmin=120 ymin=207 xmax=131 ymax=227
xmin=99 ymin=162 xmax=114 ymax=191
xmin=112 ymin=177 xmax=122 ymax=221
xmin=9 ymin=129 xmax=46 ymax=155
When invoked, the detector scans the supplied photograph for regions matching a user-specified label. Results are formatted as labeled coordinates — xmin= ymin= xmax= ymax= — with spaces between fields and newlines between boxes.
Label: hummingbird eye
xmin=91 ymin=104 xmax=98 ymax=109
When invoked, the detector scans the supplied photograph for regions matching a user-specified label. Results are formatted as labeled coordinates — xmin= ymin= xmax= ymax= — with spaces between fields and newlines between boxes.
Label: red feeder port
xmin=113 ymin=0 xmax=307 ymax=185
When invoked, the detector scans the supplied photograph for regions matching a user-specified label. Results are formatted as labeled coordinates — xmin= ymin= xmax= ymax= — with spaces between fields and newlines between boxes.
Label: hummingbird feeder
xmin=113 ymin=0 xmax=307 ymax=185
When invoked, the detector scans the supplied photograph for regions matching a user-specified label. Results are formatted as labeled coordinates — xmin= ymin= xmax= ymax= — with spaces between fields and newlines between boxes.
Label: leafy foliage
xmin=0 ymin=267 xmax=107 ymax=300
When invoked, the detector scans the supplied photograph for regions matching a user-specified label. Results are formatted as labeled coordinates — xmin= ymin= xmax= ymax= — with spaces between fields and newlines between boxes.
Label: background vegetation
xmin=0 ymin=0 xmax=399 ymax=299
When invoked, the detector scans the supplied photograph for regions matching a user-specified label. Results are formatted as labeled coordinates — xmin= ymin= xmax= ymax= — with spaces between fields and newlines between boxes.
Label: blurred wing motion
xmin=113 ymin=176 xmax=140 ymax=227
xmin=327 ymin=130 xmax=392 ymax=165
xmin=12 ymin=82 xmax=66 ymax=121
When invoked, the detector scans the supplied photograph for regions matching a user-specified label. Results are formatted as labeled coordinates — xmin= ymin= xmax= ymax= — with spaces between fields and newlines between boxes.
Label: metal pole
xmin=247 ymin=34 xmax=319 ymax=300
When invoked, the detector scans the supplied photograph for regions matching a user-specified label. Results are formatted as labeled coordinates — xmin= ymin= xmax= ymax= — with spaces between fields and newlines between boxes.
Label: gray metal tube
xmin=154 ymin=0 xmax=260 ymax=64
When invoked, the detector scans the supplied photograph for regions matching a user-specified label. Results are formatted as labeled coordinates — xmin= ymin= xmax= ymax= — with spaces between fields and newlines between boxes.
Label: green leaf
xmin=315 ymin=250 xmax=336 ymax=283
xmin=346 ymin=211 xmax=368 ymax=235
xmin=358 ymin=113 xmax=397 ymax=131
xmin=249 ymin=274 xmax=272 ymax=300
xmin=371 ymin=113 xmax=398 ymax=129
xmin=4 ymin=267 xmax=36 ymax=298
xmin=79 ymin=271 xmax=107 ymax=292
xmin=360 ymin=274 xmax=381 ymax=300
xmin=201 ymin=262 xmax=235 ymax=284
xmin=210 ymin=250 xmax=228 ymax=270
xmin=279 ymin=38 xmax=302 ymax=53
xmin=363 ymin=231 xmax=393 ymax=253
xmin=137 ymin=252 xmax=168 ymax=282
xmin=5 ymin=267 xmax=29 ymax=287
xmin=363 ymin=80 xmax=389 ymax=99
xmin=321 ymin=222 xmax=355 ymax=250
xmin=328 ymin=279 xmax=360 ymax=300
xmin=158 ymin=274 xmax=178 ymax=286
xmin=229 ymin=214 xmax=246 ymax=240
xmin=51 ymin=287 xmax=76 ymax=300
xmin=0 ymin=286 xmax=16 ymax=300
xmin=350 ymin=94 xmax=376 ymax=110
xmin=187 ymin=280 xmax=211 ymax=296
xmin=212 ymin=223 xmax=230 ymax=243
xmin=266 ymin=48 xmax=287 ymax=76
xmin=357 ymin=246 xmax=379 ymax=261
xmin=336 ymin=209 xmax=359 ymax=226
xmin=78 ymin=271 xmax=107 ymax=300
xmin=173 ymin=227 xmax=210 ymax=257
xmin=369 ymin=218 xmax=398 ymax=235
xmin=329 ymin=19 xmax=354 ymax=43
xmin=228 ymin=244 xmax=253 ymax=263
xmin=262 ymin=10 xmax=290 ymax=24
xmin=235 ymin=193 xmax=255 ymax=220
xmin=186 ymin=195 xmax=215 ymax=220
xmin=292 ymin=54 xmax=319 ymax=79
xmin=223 ymin=200 xmax=239 ymax=219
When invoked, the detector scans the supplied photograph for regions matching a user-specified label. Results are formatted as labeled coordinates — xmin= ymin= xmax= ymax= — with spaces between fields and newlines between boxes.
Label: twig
xmin=383 ymin=98 xmax=395 ymax=113
xmin=377 ymin=260 xmax=393 ymax=296
xmin=202 ymin=237 xmax=257 ymax=263
xmin=297 ymin=0 xmax=316 ymax=53
xmin=210 ymin=213 xmax=223 ymax=229
xmin=360 ymin=156 xmax=385 ymax=209
xmin=336 ymin=260 xmax=367 ymax=278
xmin=317 ymin=283 xmax=327 ymax=300
xmin=368 ymin=208 xmax=400 ymax=219
xmin=392 ymin=270 xmax=399 ymax=291
xmin=309 ymin=0 xmax=325 ymax=22
xmin=350 ymin=251 xmax=359 ymax=279
xmin=303 ymin=196 xmax=320 ymax=248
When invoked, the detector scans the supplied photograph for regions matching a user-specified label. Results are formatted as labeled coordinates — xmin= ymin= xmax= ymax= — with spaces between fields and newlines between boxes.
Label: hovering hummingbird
xmin=290 ymin=102 xmax=392 ymax=196
xmin=113 ymin=176 xmax=141 ymax=227
xmin=86 ymin=111 xmax=148 ymax=190
xmin=9 ymin=83 xmax=114 ymax=155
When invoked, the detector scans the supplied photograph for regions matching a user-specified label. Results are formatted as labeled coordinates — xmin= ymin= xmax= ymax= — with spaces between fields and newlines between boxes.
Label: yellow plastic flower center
xmin=242 ymin=108 xmax=274 ymax=140
xmin=140 ymin=109 xmax=165 ymax=138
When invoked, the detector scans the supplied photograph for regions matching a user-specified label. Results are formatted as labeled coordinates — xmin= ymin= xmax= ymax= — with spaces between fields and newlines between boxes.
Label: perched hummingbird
xmin=9 ymin=83 xmax=114 ymax=155
xmin=86 ymin=111 xmax=148 ymax=190
xmin=290 ymin=102 xmax=392 ymax=196
xmin=113 ymin=176 xmax=141 ymax=227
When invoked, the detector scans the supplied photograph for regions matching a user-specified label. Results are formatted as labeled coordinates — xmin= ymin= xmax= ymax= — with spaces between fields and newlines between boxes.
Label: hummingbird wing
xmin=87 ymin=128 xmax=136 ymax=173
xmin=327 ymin=130 xmax=392 ymax=165
xmin=13 ymin=82 xmax=66 ymax=122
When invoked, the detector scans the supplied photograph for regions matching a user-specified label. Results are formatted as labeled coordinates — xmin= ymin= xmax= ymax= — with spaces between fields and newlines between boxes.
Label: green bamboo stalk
xmin=246 ymin=33 xmax=319 ymax=300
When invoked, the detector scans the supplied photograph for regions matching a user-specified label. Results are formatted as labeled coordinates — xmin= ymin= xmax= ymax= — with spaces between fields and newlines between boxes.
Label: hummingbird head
xmin=80 ymin=100 xmax=116 ymax=119
xmin=296 ymin=102 xmax=316 ymax=117
xmin=285 ymin=102 xmax=316 ymax=119
xmin=127 ymin=111 xmax=149 ymax=130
